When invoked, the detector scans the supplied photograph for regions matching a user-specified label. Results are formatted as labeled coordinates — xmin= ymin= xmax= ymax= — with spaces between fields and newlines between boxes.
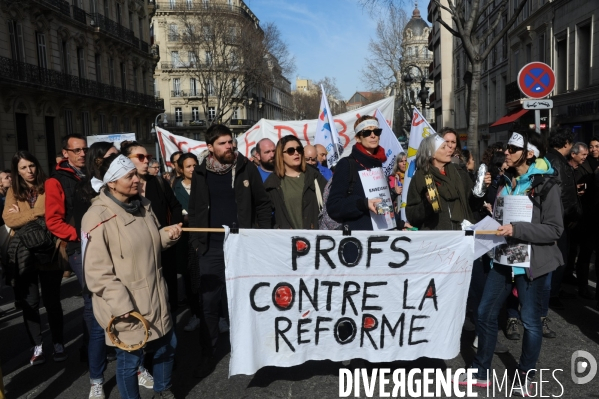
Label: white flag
xmin=314 ymin=85 xmax=343 ymax=167
xmin=156 ymin=127 xmax=207 ymax=169
xmin=374 ymin=108 xmax=404 ymax=177
xmin=401 ymin=107 xmax=436 ymax=221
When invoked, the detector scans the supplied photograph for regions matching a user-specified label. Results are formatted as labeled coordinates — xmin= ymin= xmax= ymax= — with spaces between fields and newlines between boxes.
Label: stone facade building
xmin=0 ymin=0 xmax=161 ymax=172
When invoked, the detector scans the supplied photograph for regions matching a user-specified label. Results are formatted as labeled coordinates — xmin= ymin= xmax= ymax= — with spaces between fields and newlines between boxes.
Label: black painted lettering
xmin=249 ymin=282 xmax=270 ymax=312
xmin=389 ymin=237 xmax=411 ymax=268
xmin=402 ymin=279 xmax=415 ymax=309
xmin=408 ymin=315 xmax=429 ymax=345
xmin=297 ymin=318 xmax=312 ymax=345
xmin=291 ymin=236 xmax=311 ymax=271
xmin=380 ymin=313 xmax=405 ymax=348
xmin=366 ymin=236 xmax=389 ymax=267
xmin=418 ymin=278 xmax=438 ymax=311
xmin=334 ymin=317 xmax=357 ymax=345
xmin=275 ymin=317 xmax=295 ymax=352
xmin=315 ymin=316 xmax=332 ymax=345
xmin=321 ymin=281 xmax=341 ymax=311
xmin=299 ymin=278 xmax=319 ymax=312
xmin=338 ymin=237 xmax=363 ymax=267
xmin=360 ymin=314 xmax=379 ymax=349
xmin=315 ymin=235 xmax=337 ymax=269
xmin=362 ymin=281 xmax=387 ymax=311
xmin=342 ymin=281 xmax=361 ymax=316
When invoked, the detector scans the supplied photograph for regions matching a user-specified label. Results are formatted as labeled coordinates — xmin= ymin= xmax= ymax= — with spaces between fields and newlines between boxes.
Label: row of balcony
xmin=0 ymin=56 xmax=163 ymax=110
xmin=156 ymin=2 xmax=257 ymax=22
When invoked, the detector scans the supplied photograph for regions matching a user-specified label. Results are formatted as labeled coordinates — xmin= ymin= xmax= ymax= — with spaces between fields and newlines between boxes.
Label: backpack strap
xmin=347 ymin=156 xmax=356 ymax=196
xmin=528 ymin=174 xmax=557 ymax=209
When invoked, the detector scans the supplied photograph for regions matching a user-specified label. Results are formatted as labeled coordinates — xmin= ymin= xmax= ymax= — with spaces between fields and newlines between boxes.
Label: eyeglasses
xmin=305 ymin=157 xmax=317 ymax=162
xmin=358 ymin=129 xmax=382 ymax=137
xmin=506 ymin=144 xmax=523 ymax=154
xmin=128 ymin=154 xmax=153 ymax=162
xmin=65 ymin=147 xmax=89 ymax=155
xmin=148 ymin=166 xmax=159 ymax=169
xmin=283 ymin=146 xmax=304 ymax=156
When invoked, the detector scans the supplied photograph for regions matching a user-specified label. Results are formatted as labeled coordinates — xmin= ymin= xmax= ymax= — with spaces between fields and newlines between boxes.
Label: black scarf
xmin=429 ymin=164 xmax=472 ymax=223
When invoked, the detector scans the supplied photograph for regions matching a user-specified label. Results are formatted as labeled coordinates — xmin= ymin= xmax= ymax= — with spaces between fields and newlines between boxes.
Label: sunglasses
xmin=65 ymin=147 xmax=89 ymax=155
xmin=506 ymin=144 xmax=523 ymax=154
xmin=358 ymin=129 xmax=382 ymax=137
xmin=284 ymin=146 xmax=304 ymax=156
xmin=128 ymin=154 xmax=153 ymax=162
xmin=305 ymin=157 xmax=317 ymax=162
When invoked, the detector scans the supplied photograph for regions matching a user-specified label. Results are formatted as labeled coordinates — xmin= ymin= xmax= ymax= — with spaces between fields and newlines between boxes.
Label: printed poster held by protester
xmin=401 ymin=108 xmax=436 ymax=221
xmin=358 ymin=167 xmax=396 ymax=230
xmin=492 ymin=196 xmax=534 ymax=267
xmin=155 ymin=97 xmax=395 ymax=168
xmin=314 ymin=85 xmax=344 ymax=168
xmin=374 ymin=108 xmax=405 ymax=177
xmin=224 ymin=228 xmax=475 ymax=376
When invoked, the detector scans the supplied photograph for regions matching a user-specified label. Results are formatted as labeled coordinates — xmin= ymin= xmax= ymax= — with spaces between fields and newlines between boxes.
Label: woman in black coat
xmin=327 ymin=115 xmax=402 ymax=231
xmin=264 ymin=136 xmax=327 ymax=229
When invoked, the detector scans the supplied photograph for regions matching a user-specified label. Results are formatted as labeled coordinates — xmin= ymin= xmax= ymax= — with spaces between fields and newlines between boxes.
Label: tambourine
xmin=424 ymin=174 xmax=441 ymax=213
xmin=106 ymin=311 xmax=152 ymax=351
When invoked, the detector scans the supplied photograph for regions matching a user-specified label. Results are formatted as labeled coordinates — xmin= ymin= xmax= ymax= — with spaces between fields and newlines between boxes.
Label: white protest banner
xmin=224 ymin=229 xmax=474 ymax=376
xmin=374 ymin=108 xmax=404 ymax=177
xmin=401 ymin=108 xmax=436 ymax=221
xmin=358 ymin=168 xmax=396 ymax=230
xmin=493 ymin=196 xmax=533 ymax=267
xmin=87 ymin=133 xmax=136 ymax=150
xmin=314 ymin=86 xmax=343 ymax=167
xmin=156 ymin=127 xmax=207 ymax=168
xmin=237 ymin=96 xmax=395 ymax=158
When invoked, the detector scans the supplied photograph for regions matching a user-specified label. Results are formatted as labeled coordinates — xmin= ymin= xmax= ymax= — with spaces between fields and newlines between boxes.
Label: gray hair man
xmin=148 ymin=159 xmax=160 ymax=176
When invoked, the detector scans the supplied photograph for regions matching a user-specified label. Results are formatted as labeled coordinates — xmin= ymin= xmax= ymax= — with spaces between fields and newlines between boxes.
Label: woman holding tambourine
xmin=82 ymin=154 xmax=182 ymax=399
xmin=405 ymin=133 xmax=489 ymax=230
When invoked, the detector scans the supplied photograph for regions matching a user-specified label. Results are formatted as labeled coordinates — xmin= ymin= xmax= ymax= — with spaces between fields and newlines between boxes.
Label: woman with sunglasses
xmin=460 ymin=131 xmax=563 ymax=394
xmin=264 ymin=136 xmax=327 ymax=229
xmin=3 ymin=151 xmax=66 ymax=365
xmin=406 ymin=133 xmax=488 ymax=230
xmin=389 ymin=152 xmax=407 ymax=212
xmin=327 ymin=115 xmax=402 ymax=231
xmin=120 ymin=141 xmax=183 ymax=317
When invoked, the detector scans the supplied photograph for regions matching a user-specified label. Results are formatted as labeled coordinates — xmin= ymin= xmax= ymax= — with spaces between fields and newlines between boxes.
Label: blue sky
xmin=245 ymin=0 xmax=429 ymax=100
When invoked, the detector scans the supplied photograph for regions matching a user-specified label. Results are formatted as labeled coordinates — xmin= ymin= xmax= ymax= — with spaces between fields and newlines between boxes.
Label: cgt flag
xmin=314 ymin=85 xmax=343 ymax=167
xmin=374 ymin=108 xmax=404 ymax=177
xmin=401 ymin=107 xmax=435 ymax=221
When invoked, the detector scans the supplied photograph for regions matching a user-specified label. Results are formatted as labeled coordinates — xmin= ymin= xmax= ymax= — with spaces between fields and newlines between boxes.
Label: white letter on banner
xmin=339 ymin=369 xmax=352 ymax=397
xmin=379 ymin=368 xmax=390 ymax=397
xmin=466 ymin=368 xmax=478 ymax=397
xmin=354 ymin=368 xmax=360 ymax=398
xmin=362 ymin=368 xmax=377 ymax=397
xmin=392 ymin=369 xmax=405 ymax=397
xmin=407 ymin=369 xmax=422 ymax=397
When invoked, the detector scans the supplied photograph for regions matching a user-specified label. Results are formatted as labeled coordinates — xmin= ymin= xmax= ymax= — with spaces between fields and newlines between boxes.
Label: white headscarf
xmin=354 ymin=119 xmax=379 ymax=134
xmin=434 ymin=134 xmax=446 ymax=152
xmin=508 ymin=132 xmax=540 ymax=157
xmin=91 ymin=155 xmax=136 ymax=193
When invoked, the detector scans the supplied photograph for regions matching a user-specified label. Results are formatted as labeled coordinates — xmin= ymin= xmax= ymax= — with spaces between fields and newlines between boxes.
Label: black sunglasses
xmin=284 ymin=146 xmax=304 ymax=156
xmin=506 ymin=144 xmax=523 ymax=154
xmin=359 ymin=128 xmax=382 ymax=137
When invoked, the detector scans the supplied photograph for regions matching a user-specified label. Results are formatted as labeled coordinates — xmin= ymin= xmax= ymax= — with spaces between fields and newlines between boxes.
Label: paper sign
xmin=224 ymin=229 xmax=475 ymax=376
xmin=471 ymin=216 xmax=506 ymax=259
xmin=493 ymin=196 xmax=533 ymax=267
xmin=358 ymin=167 xmax=396 ymax=230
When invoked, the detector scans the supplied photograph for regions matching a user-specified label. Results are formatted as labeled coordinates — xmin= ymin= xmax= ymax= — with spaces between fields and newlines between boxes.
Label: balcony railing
xmin=171 ymin=90 xmax=187 ymax=97
xmin=156 ymin=2 xmax=258 ymax=22
xmin=0 ymin=56 xmax=163 ymax=110
xmin=505 ymin=81 xmax=521 ymax=103
xmin=73 ymin=5 xmax=86 ymax=24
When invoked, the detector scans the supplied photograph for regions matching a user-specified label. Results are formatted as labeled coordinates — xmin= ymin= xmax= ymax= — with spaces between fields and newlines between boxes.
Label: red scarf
xmin=355 ymin=143 xmax=388 ymax=163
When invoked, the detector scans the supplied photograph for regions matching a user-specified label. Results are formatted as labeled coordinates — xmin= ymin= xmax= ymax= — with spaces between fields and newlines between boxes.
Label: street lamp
xmin=402 ymin=64 xmax=429 ymax=113
xmin=150 ymin=113 xmax=168 ymax=171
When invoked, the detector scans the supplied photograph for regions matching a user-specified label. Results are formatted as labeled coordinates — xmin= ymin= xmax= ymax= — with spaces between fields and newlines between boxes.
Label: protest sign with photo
xmin=492 ymin=196 xmax=533 ymax=267
xmin=358 ymin=167 xmax=396 ymax=230
xmin=224 ymin=229 xmax=474 ymax=376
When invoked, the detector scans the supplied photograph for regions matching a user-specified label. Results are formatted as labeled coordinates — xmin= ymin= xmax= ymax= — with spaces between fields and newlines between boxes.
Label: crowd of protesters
xmin=0 ymin=122 xmax=597 ymax=399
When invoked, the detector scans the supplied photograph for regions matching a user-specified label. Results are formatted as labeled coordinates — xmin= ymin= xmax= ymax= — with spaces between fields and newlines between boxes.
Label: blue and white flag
xmin=314 ymin=85 xmax=343 ymax=167
xmin=401 ymin=107 xmax=435 ymax=221
xmin=374 ymin=108 xmax=404 ymax=177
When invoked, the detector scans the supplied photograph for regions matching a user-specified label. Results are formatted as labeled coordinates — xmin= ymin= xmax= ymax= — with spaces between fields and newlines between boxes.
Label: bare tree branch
xmin=480 ymin=4 xmax=505 ymax=53
xmin=436 ymin=17 xmax=460 ymax=37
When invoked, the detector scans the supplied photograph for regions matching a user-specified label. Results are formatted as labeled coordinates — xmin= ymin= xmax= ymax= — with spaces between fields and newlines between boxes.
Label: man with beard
xmin=188 ymin=124 xmax=271 ymax=378
xmin=255 ymin=138 xmax=276 ymax=182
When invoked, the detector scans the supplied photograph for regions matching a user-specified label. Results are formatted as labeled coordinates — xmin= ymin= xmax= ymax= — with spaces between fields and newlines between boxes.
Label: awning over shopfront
xmin=490 ymin=108 xmax=529 ymax=127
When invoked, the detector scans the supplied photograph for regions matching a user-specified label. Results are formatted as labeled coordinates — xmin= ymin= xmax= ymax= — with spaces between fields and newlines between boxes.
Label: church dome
xmin=404 ymin=4 xmax=430 ymax=38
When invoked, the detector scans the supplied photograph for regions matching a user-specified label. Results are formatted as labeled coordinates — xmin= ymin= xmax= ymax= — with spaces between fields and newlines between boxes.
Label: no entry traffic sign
xmin=517 ymin=62 xmax=555 ymax=99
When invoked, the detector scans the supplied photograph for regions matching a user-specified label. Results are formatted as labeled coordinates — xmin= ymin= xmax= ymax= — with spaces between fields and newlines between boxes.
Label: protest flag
xmin=314 ymin=85 xmax=343 ymax=167
xmin=401 ymin=107 xmax=436 ymax=221
xmin=156 ymin=126 xmax=207 ymax=168
xmin=374 ymin=108 xmax=404 ymax=177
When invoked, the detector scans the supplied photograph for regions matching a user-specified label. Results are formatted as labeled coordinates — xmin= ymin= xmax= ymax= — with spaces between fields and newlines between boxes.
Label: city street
xmin=1 ymin=271 xmax=597 ymax=399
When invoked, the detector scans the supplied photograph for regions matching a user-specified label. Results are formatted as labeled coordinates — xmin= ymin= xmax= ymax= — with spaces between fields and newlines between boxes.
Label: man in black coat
xmin=545 ymin=128 xmax=582 ymax=314
xmin=188 ymin=124 xmax=271 ymax=378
